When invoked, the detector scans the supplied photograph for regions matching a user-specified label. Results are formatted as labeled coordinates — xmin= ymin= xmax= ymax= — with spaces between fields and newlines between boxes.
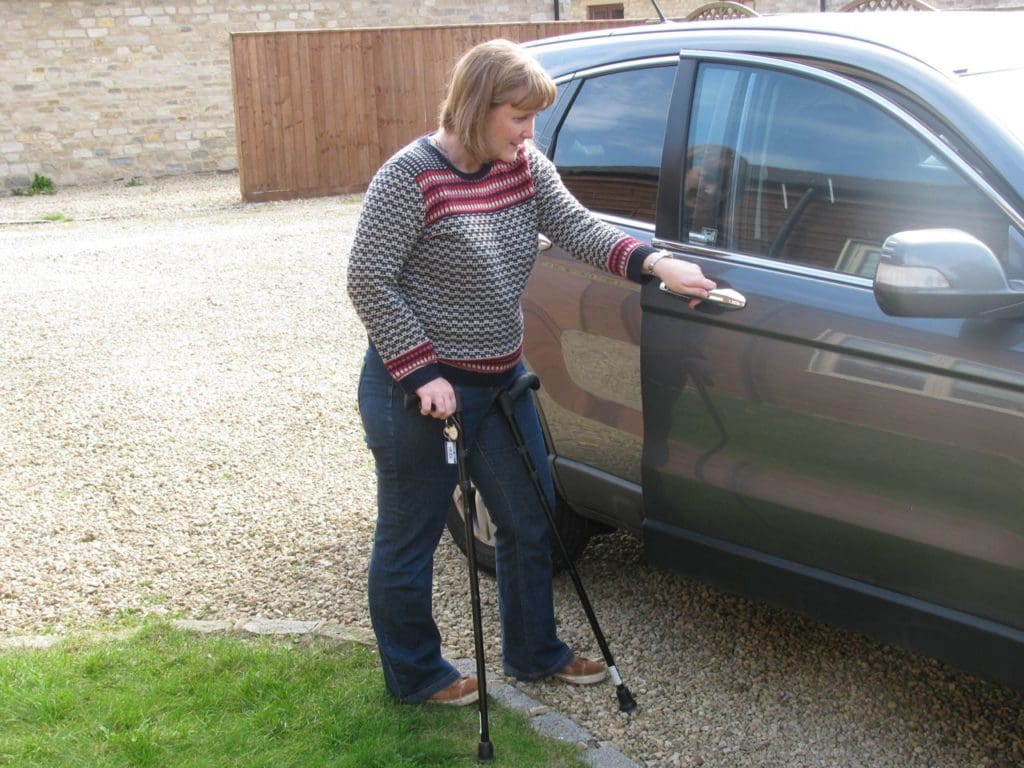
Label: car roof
xmin=525 ymin=12 xmax=1024 ymax=79
xmin=526 ymin=11 xmax=1024 ymax=204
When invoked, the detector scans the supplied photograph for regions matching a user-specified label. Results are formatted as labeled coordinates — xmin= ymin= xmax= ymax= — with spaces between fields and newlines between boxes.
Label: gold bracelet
xmin=644 ymin=250 xmax=671 ymax=276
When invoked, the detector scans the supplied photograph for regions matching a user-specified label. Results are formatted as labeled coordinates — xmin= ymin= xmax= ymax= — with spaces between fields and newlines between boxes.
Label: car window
xmin=552 ymin=65 xmax=676 ymax=224
xmin=684 ymin=63 xmax=1016 ymax=278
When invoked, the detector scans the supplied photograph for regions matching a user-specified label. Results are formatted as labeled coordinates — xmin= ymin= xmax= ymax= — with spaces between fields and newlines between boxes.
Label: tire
xmin=445 ymin=480 xmax=591 ymax=576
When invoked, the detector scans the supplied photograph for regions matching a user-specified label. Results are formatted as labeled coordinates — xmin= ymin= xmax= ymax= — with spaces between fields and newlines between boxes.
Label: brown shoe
xmin=555 ymin=655 xmax=607 ymax=685
xmin=427 ymin=676 xmax=479 ymax=706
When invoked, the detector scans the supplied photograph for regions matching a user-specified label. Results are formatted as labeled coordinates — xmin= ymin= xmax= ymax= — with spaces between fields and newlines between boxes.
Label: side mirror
xmin=874 ymin=229 xmax=1024 ymax=319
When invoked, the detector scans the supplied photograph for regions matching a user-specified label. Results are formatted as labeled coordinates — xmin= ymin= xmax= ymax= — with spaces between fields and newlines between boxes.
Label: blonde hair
xmin=439 ymin=39 xmax=556 ymax=163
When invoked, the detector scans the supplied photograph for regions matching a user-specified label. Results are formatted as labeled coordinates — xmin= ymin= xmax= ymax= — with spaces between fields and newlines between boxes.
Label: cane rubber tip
xmin=477 ymin=741 xmax=495 ymax=762
xmin=617 ymin=685 xmax=638 ymax=713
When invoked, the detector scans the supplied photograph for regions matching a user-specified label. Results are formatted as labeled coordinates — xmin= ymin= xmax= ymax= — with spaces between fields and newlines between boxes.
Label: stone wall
xmin=0 ymin=0 xmax=564 ymax=190
xmin=2 ymin=0 xmax=1019 ymax=190
xmin=586 ymin=0 xmax=1017 ymax=16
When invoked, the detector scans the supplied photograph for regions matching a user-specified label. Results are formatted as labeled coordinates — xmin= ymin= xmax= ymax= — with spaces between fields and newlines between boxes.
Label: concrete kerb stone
xmin=0 ymin=626 xmax=139 ymax=651
xmin=0 ymin=634 xmax=63 ymax=650
xmin=236 ymin=618 xmax=324 ymax=636
xmin=450 ymin=655 xmax=641 ymax=768
xmin=1 ymin=618 xmax=640 ymax=768
xmin=311 ymin=622 xmax=376 ymax=646
xmin=171 ymin=619 xmax=236 ymax=635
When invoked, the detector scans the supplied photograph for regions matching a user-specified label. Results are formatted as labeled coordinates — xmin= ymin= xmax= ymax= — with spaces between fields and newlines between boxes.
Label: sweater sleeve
xmin=346 ymin=160 xmax=441 ymax=391
xmin=528 ymin=146 xmax=656 ymax=283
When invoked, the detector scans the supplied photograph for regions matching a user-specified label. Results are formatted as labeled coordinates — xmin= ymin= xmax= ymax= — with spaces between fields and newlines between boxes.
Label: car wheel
xmin=445 ymin=481 xmax=591 ymax=576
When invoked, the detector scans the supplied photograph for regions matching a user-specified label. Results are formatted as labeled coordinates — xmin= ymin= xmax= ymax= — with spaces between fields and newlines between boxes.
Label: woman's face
xmin=483 ymin=93 xmax=538 ymax=164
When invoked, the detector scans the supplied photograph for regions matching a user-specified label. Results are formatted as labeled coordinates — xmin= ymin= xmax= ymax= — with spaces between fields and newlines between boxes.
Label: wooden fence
xmin=229 ymin=21 xmax=634 ymax=202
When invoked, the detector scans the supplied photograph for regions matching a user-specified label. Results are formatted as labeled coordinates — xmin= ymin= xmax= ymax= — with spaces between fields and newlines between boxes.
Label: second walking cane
xmin=496 ymin=373 xmax=638 ymax=713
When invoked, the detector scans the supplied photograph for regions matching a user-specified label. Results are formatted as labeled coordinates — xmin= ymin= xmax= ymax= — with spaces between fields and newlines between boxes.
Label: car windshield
xmin=958 ymin=68 xmax=1024 ymax=144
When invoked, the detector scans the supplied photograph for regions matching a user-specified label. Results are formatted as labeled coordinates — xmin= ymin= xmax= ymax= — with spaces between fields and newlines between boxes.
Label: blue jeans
xmin=357 ymin=347 xmax=573 ymax=703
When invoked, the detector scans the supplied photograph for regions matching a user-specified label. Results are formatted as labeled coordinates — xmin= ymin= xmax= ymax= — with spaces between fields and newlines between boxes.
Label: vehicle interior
xmin=690 ymin=66 xmax=1012 ymax=276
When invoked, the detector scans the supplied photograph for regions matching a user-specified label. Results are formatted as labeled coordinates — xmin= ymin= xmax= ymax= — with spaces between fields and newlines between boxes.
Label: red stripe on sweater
xmin=385 ymin=342 xmax=436 ymax=381
xmin=419 ymin=159 xmax=536 ymax=227
xmin=386 ymin=343 xmax=523 ymax=380
xmin=440 ymin=344 xmax=523 ymax=375
xmin=608 ymin=237 xmax=642 ymax=278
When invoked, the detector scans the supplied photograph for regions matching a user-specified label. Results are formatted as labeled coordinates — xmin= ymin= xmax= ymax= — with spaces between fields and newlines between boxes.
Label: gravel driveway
xmin=1 ymin=173 xmax=1021 ymax=768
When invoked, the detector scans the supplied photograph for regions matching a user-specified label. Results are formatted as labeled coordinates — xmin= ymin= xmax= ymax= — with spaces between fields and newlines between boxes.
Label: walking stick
xmin=406 ymin=393 xmax=494 ymax=762
xmin=444 ymin=407 xmax=495 ymax=762
xmin=496 ymin=373 xmax=638 ymax=713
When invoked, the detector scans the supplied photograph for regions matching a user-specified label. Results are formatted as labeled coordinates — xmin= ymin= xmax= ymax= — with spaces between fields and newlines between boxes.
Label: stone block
xmin=531 ymin=711 xmax=594 ymax=746
xmin=311 ymin=623 xmax=376 ymax=646
xmin=171 ymin=619 xmax=235 ymax=634
xmin=239 ymin=618 xmax=322 ymax=636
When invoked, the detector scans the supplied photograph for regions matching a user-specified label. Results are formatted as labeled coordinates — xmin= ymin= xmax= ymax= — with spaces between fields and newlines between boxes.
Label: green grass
xmin=0 ymin=621 xmax=587 ymax=768
xmin=11 ymin=173 xmax=56 ymax=196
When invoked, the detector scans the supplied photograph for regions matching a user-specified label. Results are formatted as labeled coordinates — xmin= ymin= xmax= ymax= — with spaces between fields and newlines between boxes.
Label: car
xmin=445 ymin=11 xmax=1024 ymax=691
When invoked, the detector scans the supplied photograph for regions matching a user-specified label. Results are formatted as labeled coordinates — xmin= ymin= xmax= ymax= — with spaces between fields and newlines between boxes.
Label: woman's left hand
xmin=655 ymin=257 xmax=717 ymax=308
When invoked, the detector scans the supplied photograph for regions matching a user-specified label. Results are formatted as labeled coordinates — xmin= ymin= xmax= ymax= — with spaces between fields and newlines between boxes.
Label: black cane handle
xmin=403 ymin=390 xmax=462 ymax=413
xmin=505 ymin=373 xmax=540 ymax=403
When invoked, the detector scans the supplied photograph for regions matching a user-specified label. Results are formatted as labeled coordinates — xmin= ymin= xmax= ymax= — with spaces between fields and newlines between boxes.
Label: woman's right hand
xmin=415 ymin=377 xmax=456 ymax=419
xmin=655 ymin=257 xmax=717 ymax=309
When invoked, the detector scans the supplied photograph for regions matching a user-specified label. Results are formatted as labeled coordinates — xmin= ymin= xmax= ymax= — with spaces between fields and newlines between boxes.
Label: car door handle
xmin=659 ymin=282 xmax=747 ymax=309
xmin=538 ymin=233 xmax=552 ymax=251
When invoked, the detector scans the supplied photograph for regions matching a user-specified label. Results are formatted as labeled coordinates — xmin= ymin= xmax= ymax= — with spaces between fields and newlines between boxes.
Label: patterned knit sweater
xmin=347 ymin=137 xmax=656 ymax=393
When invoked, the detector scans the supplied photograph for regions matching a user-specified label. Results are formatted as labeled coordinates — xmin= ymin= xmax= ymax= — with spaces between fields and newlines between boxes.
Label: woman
xmin=348 ymin=39 xmax=715 ymax=706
